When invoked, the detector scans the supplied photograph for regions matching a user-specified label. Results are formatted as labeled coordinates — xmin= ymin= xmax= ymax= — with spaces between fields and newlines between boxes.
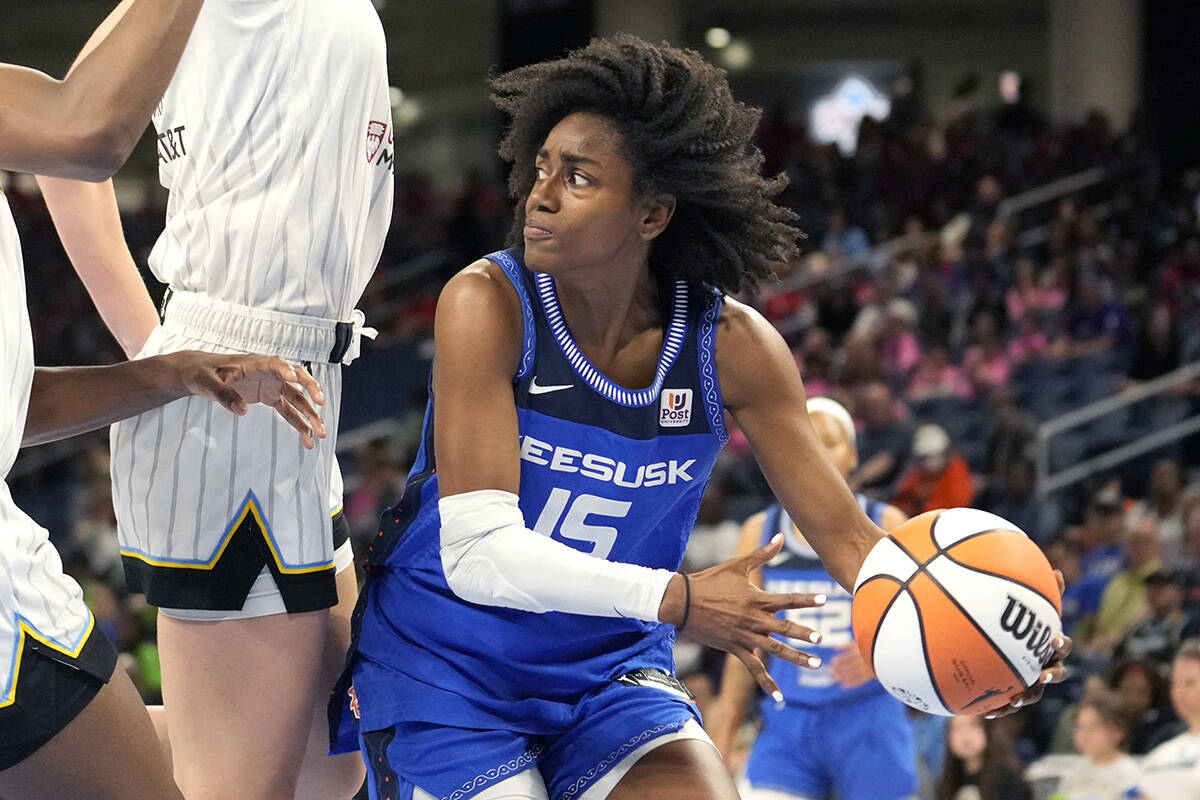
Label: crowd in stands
xmin=5 ymin=88 xmax=1200 ymax=797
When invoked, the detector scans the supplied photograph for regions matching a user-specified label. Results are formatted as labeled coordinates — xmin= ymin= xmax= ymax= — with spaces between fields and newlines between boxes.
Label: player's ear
xmin=639 ymin=193 xmax=676 ymax=242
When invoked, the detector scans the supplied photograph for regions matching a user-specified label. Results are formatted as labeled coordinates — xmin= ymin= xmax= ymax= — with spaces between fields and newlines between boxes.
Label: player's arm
xmin=36 ymin=0 xmax=173 ymax=356
xmin=0 ymin=0 xmax=204 ymax=180
xmin=705 ymin=513 xmax=768 ymax=764
xmin=23 ymin=353 xmax=325 ymax=448
xmin=718 ymin=298 xmax=884 ymax=593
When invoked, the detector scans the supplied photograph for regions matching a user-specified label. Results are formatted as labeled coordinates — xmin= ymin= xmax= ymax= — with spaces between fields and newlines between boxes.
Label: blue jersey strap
xmin=483 ymin=249 xmax=536 ymax=382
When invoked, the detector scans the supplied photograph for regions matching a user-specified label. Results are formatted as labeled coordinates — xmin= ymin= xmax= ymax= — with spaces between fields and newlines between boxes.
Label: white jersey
xmin=0 ymin=191 xmax=96 ymax=708
xmin=1140 ymin=732 xmax=1200 ymax=799
xmin=149 ymin=0 xmax=394 ymax=318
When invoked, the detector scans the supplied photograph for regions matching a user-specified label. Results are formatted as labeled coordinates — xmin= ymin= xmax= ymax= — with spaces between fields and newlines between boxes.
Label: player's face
xmin=1072 ymin=706 xmax=1122 ymax=759
xmin=1171 ymin=657 xmax=1200 ymax=725
xmin=946 ymin=715 xmax=986 ymax=762
xmin=523 ymin=112 xmax=651 ymax=276
xmin=810 ymin=411 xmax=857 ymax=477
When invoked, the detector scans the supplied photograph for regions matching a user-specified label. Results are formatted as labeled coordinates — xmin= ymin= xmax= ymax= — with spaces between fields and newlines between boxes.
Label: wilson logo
xmin=659 ymin=389 xmax=692 ymax=428
xmin=999 ymin=595 xmax=1054 ymax=662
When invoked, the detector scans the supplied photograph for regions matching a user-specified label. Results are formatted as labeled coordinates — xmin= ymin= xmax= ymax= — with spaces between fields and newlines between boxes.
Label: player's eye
xmin=568 ymin=171 xmax=592 ymax=187
xmin=535 ymin=165 xmax=549 ymax=180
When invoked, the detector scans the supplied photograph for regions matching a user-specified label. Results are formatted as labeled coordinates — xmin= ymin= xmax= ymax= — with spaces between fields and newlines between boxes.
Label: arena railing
xmin=1034 ymin=360 xmax=1200 ymax=496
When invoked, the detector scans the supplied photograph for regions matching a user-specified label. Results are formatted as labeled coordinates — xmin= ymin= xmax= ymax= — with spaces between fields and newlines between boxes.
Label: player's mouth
xmin=524 ymin=223 xmax=553 ymax=241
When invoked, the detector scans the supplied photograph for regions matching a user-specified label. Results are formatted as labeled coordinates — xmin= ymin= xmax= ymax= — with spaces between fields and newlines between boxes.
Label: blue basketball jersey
xmin=758 ymin=494 xmax=887 ymax=707
xmin=333 ymin=249 xmax=728 ymax=750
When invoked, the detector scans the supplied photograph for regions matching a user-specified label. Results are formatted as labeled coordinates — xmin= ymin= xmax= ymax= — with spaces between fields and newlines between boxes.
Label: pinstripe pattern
xmin=109 ymin=0 xmax=389 ymax=611
xmin=0 ymin=195 xmax=98 ymax=704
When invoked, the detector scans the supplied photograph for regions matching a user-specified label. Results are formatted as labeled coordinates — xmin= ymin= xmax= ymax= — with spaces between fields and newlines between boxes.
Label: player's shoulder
xmin=435 ymin=258 xmax=526 ymax=357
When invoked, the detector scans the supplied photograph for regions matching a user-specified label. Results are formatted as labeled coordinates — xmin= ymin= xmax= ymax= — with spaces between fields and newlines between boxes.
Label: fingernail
xmin=984 ymin=713 xmax=997 ymax=720
xmin=808 ymin=656 xmax=822 ymax=668
xmin=1042 ymin=672 xmax=1054 ymax=684
xmin=808 ymin=631 xmax=822 ymax=644
xmin=771 ymin=690 xmax=783 ymax=703
xmin=1052 ymin=636 xmax=1065 ymax=648
xmin=770 ymin=533 xmax=784 ymax=545
xmin=813 ymin=594 xmax=827 ymax=606
xmin=1013 ymin=698 xmax=1024 ymax=708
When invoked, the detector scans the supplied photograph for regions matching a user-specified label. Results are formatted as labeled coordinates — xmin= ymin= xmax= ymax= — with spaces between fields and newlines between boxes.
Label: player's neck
xmin=553 ymin=261 xmax=659 ymax=358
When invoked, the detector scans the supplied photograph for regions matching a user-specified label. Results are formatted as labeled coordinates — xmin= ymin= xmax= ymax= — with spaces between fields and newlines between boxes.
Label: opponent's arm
xmin=0 ymin=0 xmax=204 ymax=179
xmin=23 ymin=353 xmax=325 ymax=448
xmin=36 ymin=0 xmax=168 ymax=355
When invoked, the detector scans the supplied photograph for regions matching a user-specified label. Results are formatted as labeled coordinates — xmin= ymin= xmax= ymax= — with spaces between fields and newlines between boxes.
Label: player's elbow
xmin=67 ymin=126 xmax=132 ymax=180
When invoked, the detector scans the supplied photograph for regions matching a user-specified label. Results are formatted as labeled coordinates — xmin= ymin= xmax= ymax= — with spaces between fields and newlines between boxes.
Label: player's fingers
xmin=281 ymin=383 xmax=327 ymax=438
xmin=758 ymin=635 xmax=822 ymax=671
xmin=272 ymin=398 xmax=316 ymax=448
xmin=285 ymin=361 xmax=325 ymax=405
xmin=742 ymin=533 xmax=784 ymax=573
xmin=210 ymin=379 xmax=248 ymax=416
xmin=759 ymin=591 xmax=827 ymax=613
xmin=1050 ymin=634 xmax=1072 ymax=662
xmin=766 ymin=616 xmax=822 ymax=647
xmin=733 ymin=647 xmax=783 ymax=704
xmin=1053 ymin=568 xmax=1066 ymax=598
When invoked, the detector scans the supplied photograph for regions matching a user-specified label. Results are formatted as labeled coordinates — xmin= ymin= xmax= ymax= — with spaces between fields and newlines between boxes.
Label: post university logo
xmin=366 ymin=120 xmax=390 ymax=164
xmin=659 ymin=389 xmax=692 ymax=428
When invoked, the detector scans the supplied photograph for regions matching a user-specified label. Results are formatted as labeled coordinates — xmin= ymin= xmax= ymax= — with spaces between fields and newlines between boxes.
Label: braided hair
xmin=490 ymin=34 xmax=799 ymax=294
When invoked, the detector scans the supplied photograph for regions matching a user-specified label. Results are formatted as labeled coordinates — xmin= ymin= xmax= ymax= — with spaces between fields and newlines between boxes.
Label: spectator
xmin=962 ymin=310 xmax=1012 ymax=394
xmin=908 ymin=345 xmax=971 ymax=400
xmin=983 ymin=387 xmax=1037 ymax=482
xmin=1126 ymin=306 xmax=1183 ymax=384
xmin=1109 ymin=659 xmax=1178 ymax=756
xmin=821 ymin=204 xmax=871 ymax=260
xmin=1079 ymin=489 xmax=1129 ymax=582
xmin=936 ymin=715 xmax=1031 ymax=800
xmin=1043 ymin=690 xmax=1141 ymax=799
xmin=1006 ymin=259 xmax=1065 ymax=326
xmin=1046 ymin=537 xmax=1110 ymax=640
xmin=1138 ymin=639 xmax=1200 ymax=797
xmin=982 ymin=459 xmax=1061 ymax=544
xmin=1115 ymin=569 xmax=1194 ymax=666
xmin=1059 ymin=272 xmax=1130 ymax=358
xmin=892 ymin=424 xmax=975 ymax=516
xmin=1089 ymin=516 xmax=1163 ymax=655
xmin=1128 ymin=459 xmax=1189 ymax=565
xmin=850 ymin=381 xmax=914 ymax=494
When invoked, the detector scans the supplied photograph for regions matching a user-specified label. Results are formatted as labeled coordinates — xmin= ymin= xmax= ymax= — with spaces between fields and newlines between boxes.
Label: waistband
xmin=160 ymin=289 xmax=376 ymax=365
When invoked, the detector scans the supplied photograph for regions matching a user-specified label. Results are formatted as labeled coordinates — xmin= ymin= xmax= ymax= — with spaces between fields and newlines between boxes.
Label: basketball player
xmin=705 ymin=397 xmax=918 ymax=800
xmin=35 ymin=0 xmax=393 ymax=796
xmin=330 ymin=36 xmax=1068 ymax=800
xmin=0 ymin=3 xmax=333 ymax=796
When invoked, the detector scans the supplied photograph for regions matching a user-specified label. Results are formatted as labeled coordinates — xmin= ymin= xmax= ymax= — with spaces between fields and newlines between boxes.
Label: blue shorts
xmin=356 ymin=669 xmax=701 ymax=800
xmin=744 ymin=690 xmax=917 ymax=800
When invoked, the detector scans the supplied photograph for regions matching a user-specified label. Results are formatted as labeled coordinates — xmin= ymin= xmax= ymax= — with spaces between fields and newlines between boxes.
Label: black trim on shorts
xmin=0 ymin=626 xmax=118 ymax=770
xmin=121 ymin=512 xmax=350 ymax=614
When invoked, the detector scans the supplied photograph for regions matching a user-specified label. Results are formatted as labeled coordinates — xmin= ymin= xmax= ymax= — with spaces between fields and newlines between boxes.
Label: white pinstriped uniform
xmin=0 ymin=192 xmax=98 ymax=707
xmin=110 ymin=0 xmax=393 ymax=614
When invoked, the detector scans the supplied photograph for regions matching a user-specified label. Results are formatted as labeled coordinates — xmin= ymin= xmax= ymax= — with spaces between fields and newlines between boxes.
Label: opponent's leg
xmin=296 ymin=563 xmax=367 ymax=799
xmin=0 ymin=667 xmax=181 ymax=800
xmin=158 ymin=608 xmax=329 ymax=799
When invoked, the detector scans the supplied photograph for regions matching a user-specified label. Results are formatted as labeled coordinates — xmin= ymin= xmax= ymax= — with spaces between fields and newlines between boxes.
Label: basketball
xmin=851 ymin=508 xmax=1063 ymax=717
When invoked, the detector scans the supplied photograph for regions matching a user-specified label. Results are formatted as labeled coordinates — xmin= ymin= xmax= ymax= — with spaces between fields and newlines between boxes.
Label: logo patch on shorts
xmin=348 ymin=685 xmax=361 ymax=719
xmin=616 ymin=668 xmax=696 ymax=702
xmin=659 ymin=389 xmax=692 ymax=428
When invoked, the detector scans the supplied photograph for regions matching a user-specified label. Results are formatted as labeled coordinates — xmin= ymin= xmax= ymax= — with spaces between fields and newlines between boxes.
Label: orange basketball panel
xmin=852 ymin=575 xmax=904 ymax=668
xmin=888 ymin=509 xmax=943 ymax=564
xmin=945 ymin=531 xmax=1062 ymax=616
xmin=907 ymin=572 xmax=1026 ymax=715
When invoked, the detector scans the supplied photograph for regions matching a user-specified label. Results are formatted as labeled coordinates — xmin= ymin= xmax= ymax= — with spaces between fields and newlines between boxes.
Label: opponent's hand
xmin=830 ymin=642 xmax=875 ymax=689
xmin=660 ymin=533 xmax=826 ymax=702
xmin=173 ymin=352 xmax=327 ymax=448
xmin=986 ymin=569 xmax=1072 ymax=718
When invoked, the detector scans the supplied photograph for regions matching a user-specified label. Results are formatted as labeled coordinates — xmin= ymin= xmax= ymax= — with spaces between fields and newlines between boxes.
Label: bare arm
xmin=0 ymin=0 xmax=204 ymax=179
xmin=24 ymin=352 xmax=325 ymax=449
xmin=719 ymin=299 xmax=883 ymax=592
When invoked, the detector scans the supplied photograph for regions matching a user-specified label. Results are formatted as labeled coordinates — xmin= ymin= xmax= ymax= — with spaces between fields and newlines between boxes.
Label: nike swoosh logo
xmin=529 ymin=377 xmax=574 ymax=395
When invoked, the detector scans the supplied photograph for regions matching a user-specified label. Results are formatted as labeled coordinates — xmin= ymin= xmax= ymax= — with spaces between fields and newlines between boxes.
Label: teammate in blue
xmin=706 ymin=397 xmax=918 ymax=800
xmin=330 ymin=35 xmax=1067 ymax=800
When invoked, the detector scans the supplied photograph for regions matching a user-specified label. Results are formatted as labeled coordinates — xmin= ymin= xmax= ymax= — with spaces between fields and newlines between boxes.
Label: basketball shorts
xmin=0 ymin=486 xmax=119 ymax=770
xmin=356 ymin=669 xmax=706 ymax=800
xmin=742 ymin=690 xmax=917 ymax=800
xmin=111 ymin=289 xmax=367 ymax=614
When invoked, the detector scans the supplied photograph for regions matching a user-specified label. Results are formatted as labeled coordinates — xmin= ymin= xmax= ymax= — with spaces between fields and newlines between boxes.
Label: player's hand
xmin=660 ymin=533 xmax=825 ymax=702
xmin=830 ymin=643 xmax=875 ymax=689
xmin=986 ymin=569 xmax=1071 ymax=718
xmin=172 ymin=352 xmax=327 ymax=448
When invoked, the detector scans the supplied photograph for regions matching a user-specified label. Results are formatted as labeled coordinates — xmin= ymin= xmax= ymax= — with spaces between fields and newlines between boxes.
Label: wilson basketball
xmin=851 ymin=508 xmax=1062 ymax=716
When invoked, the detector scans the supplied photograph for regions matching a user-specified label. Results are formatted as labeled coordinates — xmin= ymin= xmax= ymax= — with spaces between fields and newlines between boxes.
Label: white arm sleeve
xmin=439 ymin=489 xmax=676 ymax=621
